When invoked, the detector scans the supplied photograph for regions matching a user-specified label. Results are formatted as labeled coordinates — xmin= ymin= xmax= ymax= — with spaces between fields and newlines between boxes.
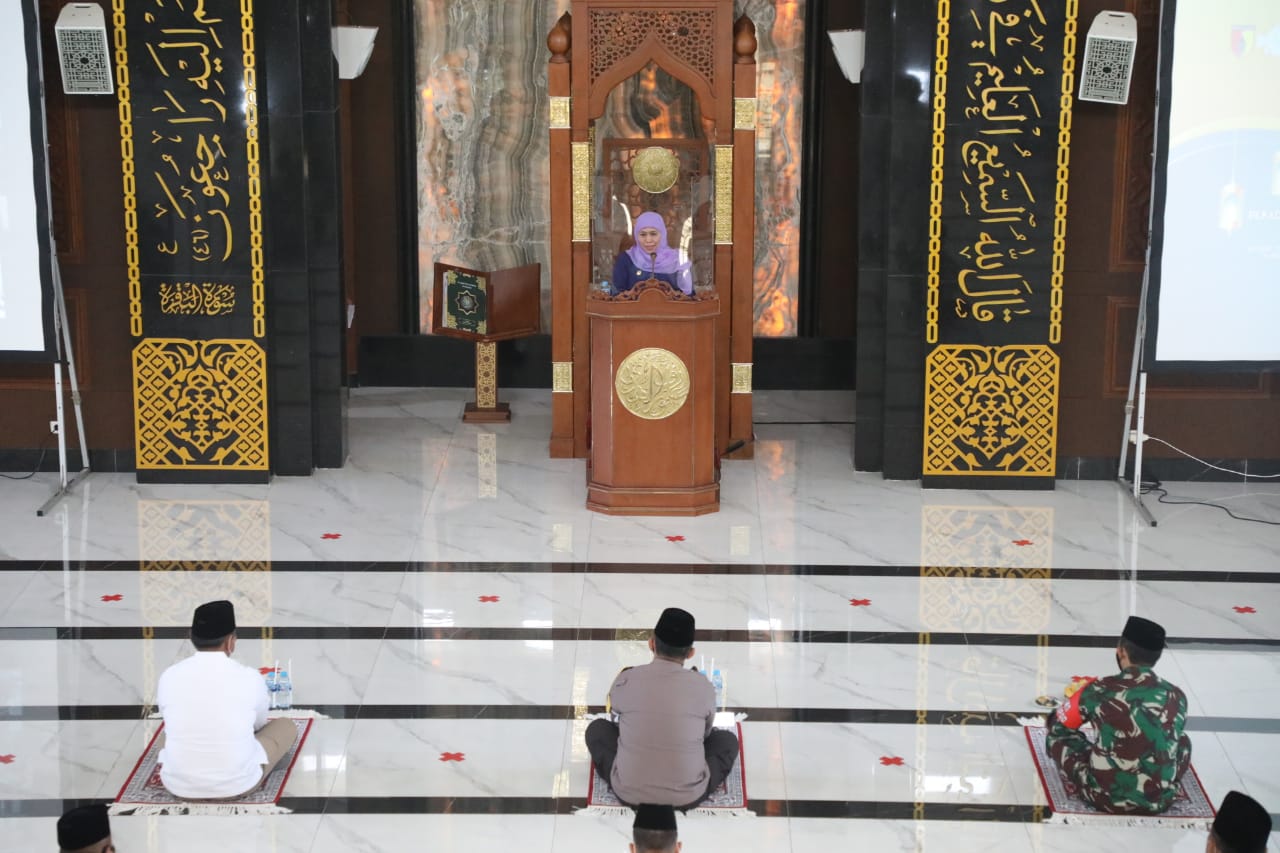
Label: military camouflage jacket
xmin=1074 ymin=665 xmax=1190 ymax=811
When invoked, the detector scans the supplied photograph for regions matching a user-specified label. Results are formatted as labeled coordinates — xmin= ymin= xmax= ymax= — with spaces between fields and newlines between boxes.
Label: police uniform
xmin=584 ymin=607 xmax=739 ymax=809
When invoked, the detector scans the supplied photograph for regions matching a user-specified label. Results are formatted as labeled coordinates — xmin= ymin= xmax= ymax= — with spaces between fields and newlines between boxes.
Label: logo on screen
xmin=1231 ymin=25 xmax=1255 ymax=57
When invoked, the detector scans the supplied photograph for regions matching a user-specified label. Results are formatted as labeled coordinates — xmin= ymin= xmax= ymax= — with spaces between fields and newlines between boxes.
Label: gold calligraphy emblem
xmin=614 ymin=348 xmax=690 ymax=420
xmin=631 ymin=147 xmax=680 ymax=195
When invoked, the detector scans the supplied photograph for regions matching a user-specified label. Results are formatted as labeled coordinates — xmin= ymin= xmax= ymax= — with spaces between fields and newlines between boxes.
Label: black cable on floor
xmin=1139 ymin=479 xmax=1280 ymax=527
xmin=0 ymin=435 xmax=54 ymax=481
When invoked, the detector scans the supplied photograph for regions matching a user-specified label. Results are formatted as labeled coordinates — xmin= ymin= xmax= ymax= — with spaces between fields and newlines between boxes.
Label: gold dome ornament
xmin=614 ymin=348 xmax=690 ymax=420
xmin=631 ymin=147 xmax=680 ymax=194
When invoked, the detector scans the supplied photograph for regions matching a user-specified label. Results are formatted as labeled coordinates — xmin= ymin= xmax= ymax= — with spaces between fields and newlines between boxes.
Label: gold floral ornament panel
xmin=549 ymin=96 xmax=570 ymax=130
xmin=134 ymin=338 xmax=269 ymax=470
xmin=923 ymin=345 xmax=1059 ymax=477
xmin=572 ymin=141 xmax=592 ymax=242
xmin=632 ymin=147 xmax=680 ymax=194
xmin=615 ymin=347 xmax=690 ymax=420
xmin=552 ymin=361 xmax=573 ymax=393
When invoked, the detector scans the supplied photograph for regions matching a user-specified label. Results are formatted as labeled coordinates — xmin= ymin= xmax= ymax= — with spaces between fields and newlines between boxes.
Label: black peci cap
xmin=1121 ymin=615 xmax=1166 ymax=652
xmin=1213 ymin=790 xmax=1272 ymax=853
xmin=654 ymin=607 xmax=695 ymax=647
xmin=634 ymin=803 xmax=678 ymax=832
xmin=56 ymin=803 xmax=110 ymax=849
xmin=191 ymin=599 xmax=236 ymax=641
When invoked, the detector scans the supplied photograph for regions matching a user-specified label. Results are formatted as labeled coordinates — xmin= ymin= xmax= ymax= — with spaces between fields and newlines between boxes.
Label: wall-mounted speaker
xmin=1079 ymin=11 xmax=1137 ymax=105
xmin=55 ymin=3 xmax=112 ymax=95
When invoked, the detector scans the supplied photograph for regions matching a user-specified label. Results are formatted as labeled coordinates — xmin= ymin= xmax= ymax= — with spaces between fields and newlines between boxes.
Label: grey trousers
xmin=585 ymin=718 xmax=740 ymax=810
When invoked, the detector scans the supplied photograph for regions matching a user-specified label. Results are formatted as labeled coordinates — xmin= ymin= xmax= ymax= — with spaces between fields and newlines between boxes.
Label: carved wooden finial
xmin=548 ymin=12 xmax=572 ymax=62
xmin=733 ymin=15 xmax=757 ymax=64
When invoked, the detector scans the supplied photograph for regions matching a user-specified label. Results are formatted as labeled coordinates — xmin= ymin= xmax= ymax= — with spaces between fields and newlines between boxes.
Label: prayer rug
xmin=111 ymin=717 xmax=312 ymax=816
xmin=581 ymin=722 xmax=752 ymax=817
xmin=1024 ymin=723 xmax=1215 ymax=828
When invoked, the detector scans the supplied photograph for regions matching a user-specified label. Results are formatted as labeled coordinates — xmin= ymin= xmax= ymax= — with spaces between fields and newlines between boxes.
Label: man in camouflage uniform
xmin=1046 ymin=615 xmax=1192 ymax=814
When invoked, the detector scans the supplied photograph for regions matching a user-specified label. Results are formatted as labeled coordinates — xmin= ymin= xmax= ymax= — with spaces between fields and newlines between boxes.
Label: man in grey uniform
xmin=586 ymin=607 xmax=740 ymax=810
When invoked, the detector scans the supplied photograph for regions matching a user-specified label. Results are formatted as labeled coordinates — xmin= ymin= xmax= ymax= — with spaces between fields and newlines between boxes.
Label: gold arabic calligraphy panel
xmin=115 ymin=0 xmax=269 ymax=477
xmin=924 ymin=0 xmax=1078 ymax=482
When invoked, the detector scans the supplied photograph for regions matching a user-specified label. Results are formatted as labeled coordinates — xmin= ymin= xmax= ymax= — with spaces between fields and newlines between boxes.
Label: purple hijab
xmin=626 ymin=212 xmax=693 ymax=294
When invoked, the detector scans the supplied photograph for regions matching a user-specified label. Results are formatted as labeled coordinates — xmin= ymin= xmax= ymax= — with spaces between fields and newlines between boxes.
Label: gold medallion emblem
xmin=631 ymin=147 xmax=680 ymax=194
xmin=614 ymin=348 xmax=690 ymax=420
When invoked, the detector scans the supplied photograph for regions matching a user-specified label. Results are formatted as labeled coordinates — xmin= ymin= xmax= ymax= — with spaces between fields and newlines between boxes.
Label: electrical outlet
xmin=49 ymin=420 xmax=59 ymax=435
xmin=1128 ymin=430 xmax=1148 ymax=444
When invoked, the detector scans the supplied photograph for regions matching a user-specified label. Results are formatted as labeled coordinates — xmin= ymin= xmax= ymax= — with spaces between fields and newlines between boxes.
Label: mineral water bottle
xmin=276 ymin=670 xmax=293 ymax=711
xmin=712 ymin=669 xmax=724 ymax=709
xmin=267 ymin=670 xmax=281 ymax=710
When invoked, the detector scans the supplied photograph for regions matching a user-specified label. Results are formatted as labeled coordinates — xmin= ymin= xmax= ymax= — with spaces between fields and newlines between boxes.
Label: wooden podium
xmin=431 ymin=262 xmax=541 ymax=422
xmin=587 ymin=281 xmax=719 ymax=515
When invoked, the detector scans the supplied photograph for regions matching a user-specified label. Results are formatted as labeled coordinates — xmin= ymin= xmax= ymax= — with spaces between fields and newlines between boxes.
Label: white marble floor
xmin=0 ymin=388 xmax=1277 ymax=852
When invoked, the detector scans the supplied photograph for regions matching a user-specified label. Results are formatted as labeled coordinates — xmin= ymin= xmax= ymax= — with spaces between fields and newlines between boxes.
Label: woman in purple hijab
xmin=611 ymin=211 xmax=694 ymax=294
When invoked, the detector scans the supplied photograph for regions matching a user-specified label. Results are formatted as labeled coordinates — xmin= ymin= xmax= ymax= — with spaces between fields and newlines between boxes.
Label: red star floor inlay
xmin=439 ymin=752 xmax=465 ymax=762
xmin=1234 ymin=606 xmax=1257 ymax=614
xmin=100 ymin=594 xmax=123 ymax=602
xmin=849 ymin=598 xmax=872 ymax=607
xmin=259 ymin=667 xmax=279 ymax=676
xmin=478 ymin=595 xmax=500 ymax=603
xmin=665 ymin=535 xmax=685 ymax=542
xmin=1012 ymin=539 xmax=1034 ymax=546
xmin=321 ymin=533 xmax=342 ymax=540
xmin=879 ymin=756 xmax=904 ymax=766
xmin=0 ymin=755 xmax=14 ymax=764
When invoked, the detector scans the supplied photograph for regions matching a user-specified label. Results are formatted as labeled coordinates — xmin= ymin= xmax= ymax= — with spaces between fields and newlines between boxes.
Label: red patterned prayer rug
xmin=111 ymin=717 xmax=313 ymax=815
xmin=1024 ymin=723 xmax=1215 ymax=828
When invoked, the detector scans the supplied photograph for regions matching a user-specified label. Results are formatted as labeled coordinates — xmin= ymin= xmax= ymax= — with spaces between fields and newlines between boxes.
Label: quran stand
xmin=430 ymin=262 xmax=540 ymax=424
xmin=464 ymin=341 xmax=511 ymax=423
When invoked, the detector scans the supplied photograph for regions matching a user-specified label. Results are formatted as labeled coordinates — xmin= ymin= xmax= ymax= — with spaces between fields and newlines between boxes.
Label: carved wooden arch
xmin=571 ymin=2 xmax=735 ymax=132
xmin=584 ymin=36 xmax=717 ymax=123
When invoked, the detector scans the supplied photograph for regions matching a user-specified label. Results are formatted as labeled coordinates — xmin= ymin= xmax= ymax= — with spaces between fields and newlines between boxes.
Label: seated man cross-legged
xmin=1047 ymin=615 xmax=1192 ymax=814
xmin=156 ymin=600 xmax=299 ymax=800
xmin=586 ymin=607 xmax=739 ymax=811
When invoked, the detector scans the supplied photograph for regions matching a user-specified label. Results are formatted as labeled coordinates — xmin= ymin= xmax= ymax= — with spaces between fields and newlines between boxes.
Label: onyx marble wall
xmin=413 ymin=0 xmax=806 ymax=337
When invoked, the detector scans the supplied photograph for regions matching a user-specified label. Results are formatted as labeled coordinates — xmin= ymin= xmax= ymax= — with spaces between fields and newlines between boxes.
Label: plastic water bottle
xmin=266 ymin=670 xmax=281 ymax=710
xmin=711 ymin=669 xmax=724 ymax=709
xmin=276 ymin=670 xmax=293 ymax=711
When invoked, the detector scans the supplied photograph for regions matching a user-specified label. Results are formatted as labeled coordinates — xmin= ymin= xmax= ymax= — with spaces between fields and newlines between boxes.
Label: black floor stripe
xmin=1 ymin=559 xmax=1278 ymax=583
xmin=5 ymin=625 xmax=1277 ymax=648
xmin=0 ymin=796 xmax=1044 ymax=821
xmin=5 ymin=703 xmax=1280 ymax=733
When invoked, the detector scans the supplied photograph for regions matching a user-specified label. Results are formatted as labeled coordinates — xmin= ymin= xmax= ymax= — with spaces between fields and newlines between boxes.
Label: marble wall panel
xmin=414 ymin=0 xmax=804 ymax=337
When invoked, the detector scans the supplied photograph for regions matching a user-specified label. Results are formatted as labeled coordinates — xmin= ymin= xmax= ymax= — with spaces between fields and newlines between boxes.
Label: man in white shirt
xmin=156 ymin=600 xmax=298 ymax=799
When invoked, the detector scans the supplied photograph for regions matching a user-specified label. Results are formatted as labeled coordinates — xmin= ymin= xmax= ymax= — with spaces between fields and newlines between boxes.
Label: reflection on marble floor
xmin=0 ymin=388 xmax=1276 ymax=569
xmin=1 ymin=390 xmax=1277 ymax=851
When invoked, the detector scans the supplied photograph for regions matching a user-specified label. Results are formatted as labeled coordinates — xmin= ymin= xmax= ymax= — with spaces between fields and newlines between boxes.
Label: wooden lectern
xmin=431 ymin=262 xmax=541 ymax=423
xmin=588 ymin=281 xmax=720 ymax=515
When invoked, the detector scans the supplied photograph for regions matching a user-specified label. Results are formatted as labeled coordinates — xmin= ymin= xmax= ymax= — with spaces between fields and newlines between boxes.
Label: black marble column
xmin=259 ymin=0 xmax=348 ymax=475
xmin=853 ymin=0 xmax=931 ymax=479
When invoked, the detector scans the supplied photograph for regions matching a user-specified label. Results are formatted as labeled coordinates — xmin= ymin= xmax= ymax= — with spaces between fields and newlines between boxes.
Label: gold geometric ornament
xmin=732 ymin=363 xmax=752 ymax=394
xmin=923 ymin=345 xmax=1059 ymax=477
xmin=631 ymin=147 xmax=680 ymax=194
xmin=614 ymin=347 xmax=690 ymax=420
xmin=133 ymin=338 xmax=269 ymax=470
xmin=552 ymin=361 xmax=573 ymax=393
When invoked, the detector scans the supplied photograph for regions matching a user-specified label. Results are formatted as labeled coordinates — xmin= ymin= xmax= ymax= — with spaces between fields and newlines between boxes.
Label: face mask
xmin=1115 ymin=652 xmax=1124 ymax=672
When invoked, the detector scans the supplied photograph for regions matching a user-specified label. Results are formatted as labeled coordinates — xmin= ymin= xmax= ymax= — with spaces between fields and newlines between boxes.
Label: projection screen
xmin=1146 ymin=0 xmax=1280 ymax=368
xmin=0 ymin=0 xmax=57 ymax=362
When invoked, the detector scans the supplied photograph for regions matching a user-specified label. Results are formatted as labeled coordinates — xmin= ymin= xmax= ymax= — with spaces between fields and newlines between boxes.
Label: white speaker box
xmin=55 ymin=3 xmax=112 ymax=95
xmin=1079 ymin=11 xmax=1137 ymax=105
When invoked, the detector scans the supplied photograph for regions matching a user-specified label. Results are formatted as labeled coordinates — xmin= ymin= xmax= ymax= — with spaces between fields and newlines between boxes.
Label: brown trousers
xmin=158 ymin=717 xmax=299 ymax=798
